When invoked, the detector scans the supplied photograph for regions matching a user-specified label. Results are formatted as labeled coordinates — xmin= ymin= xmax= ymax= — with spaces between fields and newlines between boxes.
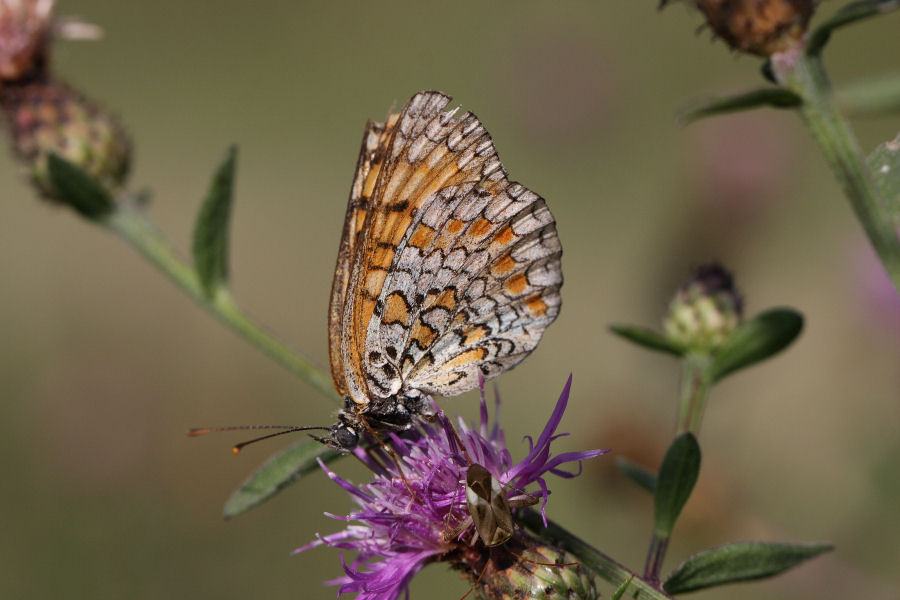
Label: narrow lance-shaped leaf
xmin=653 ymin=432 xmax=701 ymax=539
xmin=868 ymin=132 xmax=900 ymax=223
xmin=808 ymin=0 xmax=900 ymax=56
xmin=193 ymin=145 xmax=238 ymax=296
xmin=224 ymin=439 xmax=343 ymax=519
xmin=663 ymin=541 xmax=834 ymax=594
xmin=611 ymin=575 xmax=636 ymax=600
xmin=678 ymin=88 xmax=801 ymax=125
xmin=615 ymin=457 xmax=656 ymax=493
xmin=46 ymin=153 xmax=115 ymax=220
xmin=609 ymin=324 xmax=686 ymax=357
xmin=711 ymin=308 xmax=803 ymax=382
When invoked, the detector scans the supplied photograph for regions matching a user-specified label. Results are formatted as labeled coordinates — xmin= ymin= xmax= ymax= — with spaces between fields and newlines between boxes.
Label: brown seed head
xmin=666 ymin=0 xmax=816 ymax=57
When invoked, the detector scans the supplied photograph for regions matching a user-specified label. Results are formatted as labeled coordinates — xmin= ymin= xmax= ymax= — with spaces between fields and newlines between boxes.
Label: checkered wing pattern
xmin=329 ymin=91 xmax=562 ymax=407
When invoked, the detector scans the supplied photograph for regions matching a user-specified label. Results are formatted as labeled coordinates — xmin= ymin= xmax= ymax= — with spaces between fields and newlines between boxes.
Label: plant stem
xmin=105 ymin=204 xmax=341 ymax=404
xmin=675 ymin=352 xmax=713 ymax=435
xmin=771 ymin=43 xmax=900 ymax=295
xmin=642 ymin=534 xmax=669 ymax=585
xmin=644 ymin=352 xmax=711 ymax=582
xmin=519 ymin=509 xmax=674 ymax=600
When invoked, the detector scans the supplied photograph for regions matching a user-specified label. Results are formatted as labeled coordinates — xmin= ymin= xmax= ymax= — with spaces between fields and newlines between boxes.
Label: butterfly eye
xmin=334 ymin=426 xmax=359 ymax=450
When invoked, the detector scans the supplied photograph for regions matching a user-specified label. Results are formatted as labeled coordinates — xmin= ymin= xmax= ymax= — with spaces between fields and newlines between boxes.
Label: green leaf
xmin=46 ymin=153 xmax=115 ymax=220
xmin=609 ymin=324 xmax=686 ymax=357
xmin=808 ymin=1 xmax=900 ymax=56
xmin=838 ymin=73 xmax=900 ymax=117
xmin=868 ymin=132 xmax=900 ymax=223
xmin=711 ymin=308 xmax=804 ymax=382
xmin=193 ymin=146 xmax=238 ymax=296
xmin=678 ymin=88 xmax=801 ymax=124
xmin=223 ymin=439 xmax=342 ymax=519
xmin=653 ymin=433 xmax=700 ymax=539
xmin=611 ymin=575 xmax=636 ymax=600
xmin=663 ymin=541 xmax=834 ymax=594
xmin=615 ymin=457 xmax=656 ymax=493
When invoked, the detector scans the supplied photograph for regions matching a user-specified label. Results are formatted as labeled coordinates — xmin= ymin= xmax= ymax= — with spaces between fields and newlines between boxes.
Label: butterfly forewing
xmin=331 ymin=91 xmax=562 ymax=409
xmin=328 ymin=117 xmax=397 ymax=402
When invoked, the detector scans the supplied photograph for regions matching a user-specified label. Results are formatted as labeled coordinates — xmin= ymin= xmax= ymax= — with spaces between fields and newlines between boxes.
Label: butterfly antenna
xmin=232 ymin=426 xmax=334 ymax=454
xmin=187 ymin=425 xmax=301 ymax=437
xmin=187 ymin=425 xmax=331 ymax=454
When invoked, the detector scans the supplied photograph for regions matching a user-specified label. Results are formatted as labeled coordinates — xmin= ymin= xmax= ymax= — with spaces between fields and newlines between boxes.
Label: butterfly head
xmin=327 ymin=422 xmax=360 ymax=451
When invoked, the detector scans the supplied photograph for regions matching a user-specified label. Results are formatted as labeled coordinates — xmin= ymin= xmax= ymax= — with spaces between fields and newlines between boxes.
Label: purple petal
xmin=318 ymin=458 xmax=374 ymax=502
xmin=529 ymin=375 xmax=572 ymax=460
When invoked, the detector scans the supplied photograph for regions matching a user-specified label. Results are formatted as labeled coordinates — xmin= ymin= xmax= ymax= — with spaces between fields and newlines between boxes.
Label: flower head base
xmin=471 ymin=538 xmax=597 ymax=600
xmin=664 ymin=263 xmax=743 ymax=352
xmin=296 ymin=375 xmax=607 ymax=600
xmin=0 ymin=75 xmax=131 ymax=198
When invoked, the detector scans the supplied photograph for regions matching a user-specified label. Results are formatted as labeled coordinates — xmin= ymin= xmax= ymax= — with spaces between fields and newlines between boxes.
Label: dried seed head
xmin=665 ymin=0 xmax=816 ymax=57
xmin=664 ymin=263 xmax=743 ymax=352
xmin=0 ymin=75 xmax=130 ymax=198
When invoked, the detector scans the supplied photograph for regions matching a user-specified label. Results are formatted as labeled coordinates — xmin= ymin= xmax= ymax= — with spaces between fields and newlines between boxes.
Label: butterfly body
xmin=323 ymin=91 xmax=562 ymax=451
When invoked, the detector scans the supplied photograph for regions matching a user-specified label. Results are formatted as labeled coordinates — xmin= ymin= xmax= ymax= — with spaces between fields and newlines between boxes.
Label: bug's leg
xmin=443 ymin=515 xmax=473 ymax=543
xmin=506 ymin=494 xmax=540 ymax=509
xmin=459 ymin=556 xmax=490 ymax=600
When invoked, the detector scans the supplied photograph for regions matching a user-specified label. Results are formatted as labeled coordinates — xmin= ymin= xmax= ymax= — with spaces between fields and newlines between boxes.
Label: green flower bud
xmin=663 ymin=263 xmax=743 ymax=352
xmin=463 ymin=536 xmax=597 ymax=600
xmin=0 ymin=75 xmax=130 ymax=199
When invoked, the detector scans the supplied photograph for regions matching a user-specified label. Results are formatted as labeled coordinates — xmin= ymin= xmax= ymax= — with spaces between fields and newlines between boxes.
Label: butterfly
xmin=322 ymin=91 xmax=562 ymax=450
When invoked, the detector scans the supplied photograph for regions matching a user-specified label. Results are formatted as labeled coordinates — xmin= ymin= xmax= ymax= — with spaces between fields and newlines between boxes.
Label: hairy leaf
xmin=664 ymin=541 xmax=833 ymax=594
xmin=808 ymin=1 xmax=900 ymax=55
xmin=678 ymin=88 xmax=801 ymax=124
xmin=653 ymin=433 xmax=701 ymax=539
xmin=609 ymin=324 xmax=686 ymax=357
xmin=616 ymin=457 xmax=656 ymax=493
xmin=193 ymin=146 xmax=238 ymax=296
xmin=712 ymin=308 xmax=804 ymax=382
xmin=224 ymin=439 xmax=342 ymax=519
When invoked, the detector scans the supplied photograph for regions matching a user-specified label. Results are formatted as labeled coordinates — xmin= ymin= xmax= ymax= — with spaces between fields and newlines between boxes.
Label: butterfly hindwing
xmin=331 ymin=90 xmax=562 ymax=419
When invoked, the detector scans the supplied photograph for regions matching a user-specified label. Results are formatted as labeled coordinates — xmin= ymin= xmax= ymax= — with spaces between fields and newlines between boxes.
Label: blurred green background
xmin=2 ymin=1 xmax=899 ymax=599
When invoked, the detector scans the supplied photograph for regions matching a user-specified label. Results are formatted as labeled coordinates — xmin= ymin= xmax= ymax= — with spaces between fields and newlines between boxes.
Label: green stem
xmin=675 ymin=352 xmax=713 ymax=436
xmin=642 ymin=533 xmax=669 ymax=585
xmin=519 ymin=509 xmax=673 ymax=600
xmin=771 ymin=43 xmax=900 ymax=295
xmin=105 ymin=204 xmax=341 ymax=404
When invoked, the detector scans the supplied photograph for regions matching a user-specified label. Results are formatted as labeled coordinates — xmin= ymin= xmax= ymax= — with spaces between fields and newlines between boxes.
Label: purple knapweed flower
xmin=295 ymin=374 xmax=607 ymax=600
